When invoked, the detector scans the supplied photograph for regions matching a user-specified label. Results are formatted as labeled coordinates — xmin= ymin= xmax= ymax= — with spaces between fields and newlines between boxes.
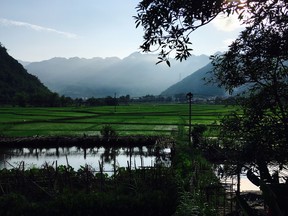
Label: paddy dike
xmin=0 ymin=135 xmax=175 ymax=149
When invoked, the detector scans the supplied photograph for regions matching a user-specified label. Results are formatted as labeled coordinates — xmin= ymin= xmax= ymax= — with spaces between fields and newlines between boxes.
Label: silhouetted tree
xmin=118 ymin=95 xmax=130 ymax=105
xmin=105 ymin=96 xmax=118 ymax=106
xmin=208 ymin=10 xmax=288 ymax=177
xmin=135 ymin=0 xmax=287 ymax=65
xmin=135 ymin=1 xmax=288 ymax=214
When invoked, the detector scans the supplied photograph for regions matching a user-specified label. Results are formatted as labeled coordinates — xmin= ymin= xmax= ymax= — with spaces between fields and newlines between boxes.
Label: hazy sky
xmin=0 ymin=0 xmax=244 ymax=62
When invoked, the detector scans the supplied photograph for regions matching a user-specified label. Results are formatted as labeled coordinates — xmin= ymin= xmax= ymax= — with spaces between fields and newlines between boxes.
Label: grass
xmin=0 ymin=104 xmax=237 ymax=137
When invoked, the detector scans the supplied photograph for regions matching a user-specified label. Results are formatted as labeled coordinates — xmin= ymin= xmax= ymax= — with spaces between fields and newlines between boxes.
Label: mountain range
xmin=24 ymin=52 xmax=213 ymax=98
xmin=161 ymin=63 xmax=226 ymax=97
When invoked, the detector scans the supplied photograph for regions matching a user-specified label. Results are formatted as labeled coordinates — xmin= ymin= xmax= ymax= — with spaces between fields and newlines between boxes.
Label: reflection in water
xmin=0 ymin=146 xmax=171 ymax=172
xmin=215 ymin=164 xmax=288 ymax=192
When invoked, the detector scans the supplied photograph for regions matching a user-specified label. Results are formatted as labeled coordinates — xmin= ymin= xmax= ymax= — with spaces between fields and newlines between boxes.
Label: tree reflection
xmin=101 ymin=147 xmax=120 ymax=164
xmin=0 ymin=145 xmax=172 ymax=171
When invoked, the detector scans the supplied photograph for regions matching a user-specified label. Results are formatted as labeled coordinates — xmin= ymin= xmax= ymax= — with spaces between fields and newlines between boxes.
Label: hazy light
xmin=212 ymin=14 xmax=242 ymax=32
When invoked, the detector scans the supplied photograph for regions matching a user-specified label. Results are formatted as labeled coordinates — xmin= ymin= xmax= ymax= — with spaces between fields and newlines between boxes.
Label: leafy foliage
xmin=134 ymin=0 xmax=288 ymax=214
xmin=172 ymin=129 xmax=222 ymax=215
xmin=208 ymin=2 xmax=288 ymax=214
xmin=0 ymin=163 xmax=177 ymax=216
xmin=134 ymin=0 xmax=233 ymax=64
xmin=100 ymin=124 xmax=118 ymax=139
xmin=209 ymin=4 xmax=288 ymax=168
xmin=135 ymin=0 xmax=288 ymax=64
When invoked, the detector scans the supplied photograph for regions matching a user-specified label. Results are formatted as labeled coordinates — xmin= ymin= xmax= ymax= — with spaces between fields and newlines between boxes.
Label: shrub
xmin=100 ymin=124 xmax=117 ymax=139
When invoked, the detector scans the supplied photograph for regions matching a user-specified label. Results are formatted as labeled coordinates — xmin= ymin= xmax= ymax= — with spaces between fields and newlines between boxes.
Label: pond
xmin=0 ymin=146 xmax=172 ymax=173
xmin=0 ymin=145 xmax=262 ymax=191
xmin=215 ymin=164 xmax=288 ymax=192
xmin=219 ymin=173 xmax=260 ymax=192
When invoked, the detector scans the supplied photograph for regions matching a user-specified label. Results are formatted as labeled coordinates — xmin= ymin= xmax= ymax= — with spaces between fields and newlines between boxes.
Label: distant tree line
xmin=131 ymin=94 xmax=172 ymax=103
xmin=6 ymin=94 xmax=128 ymax=107
xmin=73 ymin=94 xmax=172 ymax=106
xmin=2 ymin=93 xmax=235 ymax=107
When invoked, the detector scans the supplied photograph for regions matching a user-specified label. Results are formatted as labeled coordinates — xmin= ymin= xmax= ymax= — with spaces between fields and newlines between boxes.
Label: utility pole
xmin=114 ymin=92 xmax=117 ymax=112
xmin=186 ymin=92 xmax=193 ymax=144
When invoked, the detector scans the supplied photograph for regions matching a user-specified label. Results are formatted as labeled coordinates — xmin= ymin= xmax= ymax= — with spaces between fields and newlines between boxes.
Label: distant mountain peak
xmin=24 ymin=52 xmax=215 ymax=98
xmin=161 ymin=63 xmax=226 ymax=98
xmin=127 ymin=51 xmax=142 ymax=57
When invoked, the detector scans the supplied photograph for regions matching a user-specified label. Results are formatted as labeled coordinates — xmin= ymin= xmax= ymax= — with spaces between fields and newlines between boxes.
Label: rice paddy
xmin=0 ymin=104 xmax=237 ymax=137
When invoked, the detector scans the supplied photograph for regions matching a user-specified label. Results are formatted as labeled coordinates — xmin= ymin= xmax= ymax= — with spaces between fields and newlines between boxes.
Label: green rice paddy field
xmin=0 ymin=104 xmax=237 ymax=137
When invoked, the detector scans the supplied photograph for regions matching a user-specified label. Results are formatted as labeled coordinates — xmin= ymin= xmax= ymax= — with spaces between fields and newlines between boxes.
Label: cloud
xmin=212 ymin=14 xmax=242 ymax=32
xmin=216 ymin=38 xmax=237 ymax=51
xmin=223 ymin=38 xmax=235 ymax=46
xmin=0 ymin=18 xmax=78 ymax=39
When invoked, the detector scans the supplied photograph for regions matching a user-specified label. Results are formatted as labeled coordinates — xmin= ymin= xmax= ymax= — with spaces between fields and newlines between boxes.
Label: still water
xmin=0 ymin=146 xmax=171 ymax=172
xmin=1 ymin=146 xmax=276 ymax=192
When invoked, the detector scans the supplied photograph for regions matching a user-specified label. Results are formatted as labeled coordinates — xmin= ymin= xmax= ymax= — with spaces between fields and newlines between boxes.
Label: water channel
xmin=0 ymin=146 xmax=171 ymax=173
xmin=0 ymin=145 xmax=271 ymax=192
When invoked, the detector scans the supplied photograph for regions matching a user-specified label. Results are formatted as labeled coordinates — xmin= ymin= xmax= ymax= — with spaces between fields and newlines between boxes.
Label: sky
xmin=0 ymin=0 xmax=244 ymax=62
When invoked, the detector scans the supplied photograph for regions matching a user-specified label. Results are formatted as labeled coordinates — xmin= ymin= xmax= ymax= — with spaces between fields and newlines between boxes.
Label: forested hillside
xmin=0 ymin=44 xmax=58 ymax=106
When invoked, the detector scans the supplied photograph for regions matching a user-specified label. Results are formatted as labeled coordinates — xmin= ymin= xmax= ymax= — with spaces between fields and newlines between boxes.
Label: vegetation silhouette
xmin=136 ymin=0 xmax=288 ymax=214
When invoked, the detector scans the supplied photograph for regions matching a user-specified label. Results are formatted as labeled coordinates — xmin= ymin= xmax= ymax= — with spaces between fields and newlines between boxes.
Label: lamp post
xmin=186 ymin=92 xmax=193 ymax=144
xmin=114 ymin=92 xmax=117 ymax=112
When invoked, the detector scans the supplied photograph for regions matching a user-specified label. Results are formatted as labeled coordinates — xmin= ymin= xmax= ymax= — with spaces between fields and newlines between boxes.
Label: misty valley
xmin=1 ymin=0 xmax=288 ymax=212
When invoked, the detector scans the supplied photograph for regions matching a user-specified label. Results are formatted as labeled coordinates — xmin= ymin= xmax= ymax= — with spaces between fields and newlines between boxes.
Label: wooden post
xmin=186 ymin=92 xmax=193 ymax=144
